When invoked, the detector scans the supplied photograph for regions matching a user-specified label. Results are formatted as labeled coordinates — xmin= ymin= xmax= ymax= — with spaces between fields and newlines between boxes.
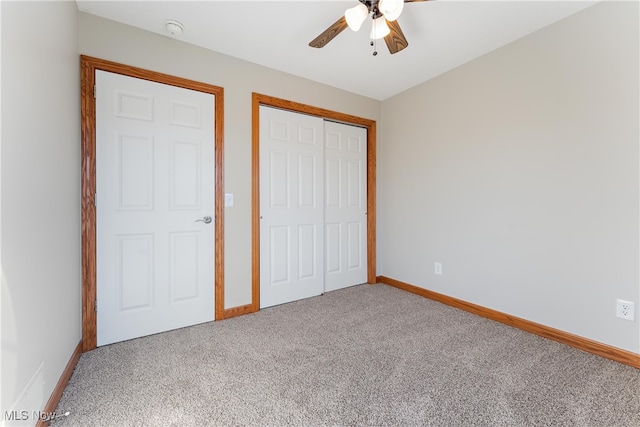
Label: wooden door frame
xmin=251 ymin=93 xmax=377 ymax=312
xmin=81 ymin=55 xmax=225 ymax=351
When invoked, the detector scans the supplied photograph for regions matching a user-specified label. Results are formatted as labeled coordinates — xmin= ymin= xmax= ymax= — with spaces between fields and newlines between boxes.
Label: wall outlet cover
xmin=434 ymin=262 xmax=442 ymax=275
xmin=616 ymin=299 xmax=635 ymax=321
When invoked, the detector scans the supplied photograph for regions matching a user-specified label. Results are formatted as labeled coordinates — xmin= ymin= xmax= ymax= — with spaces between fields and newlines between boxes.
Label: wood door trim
xmin=223 ymin=304 xmax=255 ymax=320
xmin=251 ymin=93 xmax=377 ymax=312
xmin=81 ymin=55 xmax=225 ymax=351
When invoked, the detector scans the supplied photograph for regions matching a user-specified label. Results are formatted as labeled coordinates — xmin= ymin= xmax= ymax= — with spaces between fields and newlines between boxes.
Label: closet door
xmin=324 ymin=121 xmax=368 ymax=292
xmin=259 ymin=106 xmax=325 ymax=308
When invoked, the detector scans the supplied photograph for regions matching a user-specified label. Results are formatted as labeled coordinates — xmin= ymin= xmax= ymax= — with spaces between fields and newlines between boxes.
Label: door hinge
xmin=95 ymin=299 xmax=97 ymax=312
xmin=93 ymin=85 xmax=96 ymax=99
xmin=94 ymin=192 xmax=97 ymax=207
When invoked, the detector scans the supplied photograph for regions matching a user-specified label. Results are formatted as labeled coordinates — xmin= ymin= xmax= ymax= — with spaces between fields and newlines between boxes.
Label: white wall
xmin=77 ymin=12 xmax=381 ymax=309
xmin=379 ymin=1 xmax=640 ymax=353
xmin=1 ymin=0 xmax=81 ymax=424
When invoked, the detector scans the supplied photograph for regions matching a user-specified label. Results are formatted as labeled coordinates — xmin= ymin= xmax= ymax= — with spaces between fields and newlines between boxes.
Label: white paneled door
xmin=259 ymin=107 xmax=367 ymax=308
xmin=259 ymin=106 xmax=325 ymax=308
xmin=96 ymin=70 xmax=215 ymax=346
xmin=324 ymin=121 xmax=368 ymax=292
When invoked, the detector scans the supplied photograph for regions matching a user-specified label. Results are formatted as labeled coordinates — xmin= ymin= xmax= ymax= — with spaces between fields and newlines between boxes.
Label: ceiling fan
xmin=309 ymin=0 xmax=430 ymax=55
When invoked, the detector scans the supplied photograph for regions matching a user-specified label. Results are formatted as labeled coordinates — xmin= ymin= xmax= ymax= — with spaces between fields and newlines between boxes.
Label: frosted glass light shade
xmin=379 ymin=0 xmax=404 ymax=21
xmin=370 ymin=16 xmax=390 ymax=39
xmin=345 ymin=4 xmax=369 ymax=31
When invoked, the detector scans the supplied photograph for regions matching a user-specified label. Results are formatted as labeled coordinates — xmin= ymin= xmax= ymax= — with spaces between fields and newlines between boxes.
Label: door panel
xmin=298 ymin=224 xmax=318 ymax=279
xmin=347 ymin=222 xmax=362 ymax=269
xmin=170 ymin=141 xmax=201 ymax=209
xmin=260 ymin=107 xmax=324 ymax=308
xmin=96 ymin=70 xmax=215 ymax=346
xmin=324 ymin=121 xmax=368 ymax=292
xmin=118 ymin=234 xmax=153 ymax=310
xmin=119 ymin=134 xmax=154 ymax=209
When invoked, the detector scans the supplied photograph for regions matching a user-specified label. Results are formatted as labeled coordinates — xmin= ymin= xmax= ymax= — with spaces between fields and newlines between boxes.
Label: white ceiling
xmin=76 ymin=0 xmax=598 ymax=100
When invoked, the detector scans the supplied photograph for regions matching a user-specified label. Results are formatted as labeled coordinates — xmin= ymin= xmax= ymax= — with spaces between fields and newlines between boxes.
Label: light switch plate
xmin=225 ymin=193 xmax=234 ymax=207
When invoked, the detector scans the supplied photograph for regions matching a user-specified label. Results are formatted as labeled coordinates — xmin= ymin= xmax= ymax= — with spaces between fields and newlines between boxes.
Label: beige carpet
xmin=53 ymin=283 xmax=640 ymax=426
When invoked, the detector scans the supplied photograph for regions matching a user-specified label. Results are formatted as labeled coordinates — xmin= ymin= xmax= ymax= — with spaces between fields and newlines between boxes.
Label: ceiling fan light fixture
xmin=370 ymin=16 xmax=390 ymax=40
xmin=379 ymin=0 xmax=404 ymax=22
xmin=345 ymin=3 xmax=369 ymax=31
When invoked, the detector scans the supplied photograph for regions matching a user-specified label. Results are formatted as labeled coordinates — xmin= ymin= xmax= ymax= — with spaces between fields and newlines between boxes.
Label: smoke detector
xmin=165 ymin=20 xmax=184 ymax=36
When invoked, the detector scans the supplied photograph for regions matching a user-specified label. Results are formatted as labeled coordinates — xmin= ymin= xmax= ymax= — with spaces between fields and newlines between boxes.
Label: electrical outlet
xmin=616 ymin=299 xmax=635 ymax=321
xmin=434 ymin=262 xmax=442 ymax=275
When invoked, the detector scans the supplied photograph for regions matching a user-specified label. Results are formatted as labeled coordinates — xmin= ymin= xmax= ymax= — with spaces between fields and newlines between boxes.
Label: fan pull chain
xmin=370 ymin=15 xmax=378 ymax=56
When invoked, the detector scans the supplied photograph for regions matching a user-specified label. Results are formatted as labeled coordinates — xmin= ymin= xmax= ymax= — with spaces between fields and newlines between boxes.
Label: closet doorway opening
xmin=251 ymin=94 xmax=377 ymax=311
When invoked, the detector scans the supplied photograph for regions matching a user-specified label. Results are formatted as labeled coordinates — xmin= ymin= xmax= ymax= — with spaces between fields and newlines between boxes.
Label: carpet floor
xmin=53 ymin=283 xmax=640 ymax=426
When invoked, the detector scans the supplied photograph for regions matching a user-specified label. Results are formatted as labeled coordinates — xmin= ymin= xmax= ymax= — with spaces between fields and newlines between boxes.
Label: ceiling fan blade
xmin=403 ymin=0 xmax=432 ymax=3
xmin=384 ymin=19 xmax=409 ymax=54
xmin=309 ymin=16 xmax=349 ymax=49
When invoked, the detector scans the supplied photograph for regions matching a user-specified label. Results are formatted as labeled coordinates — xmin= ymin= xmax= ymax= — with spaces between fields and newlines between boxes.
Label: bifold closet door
xmin=260 ymin=106 xmax=325 ymax=308
xmin=324 ymin=121 xmax=368 ymax=292
xmin=259 ymin=106 xmax=368 ymax=308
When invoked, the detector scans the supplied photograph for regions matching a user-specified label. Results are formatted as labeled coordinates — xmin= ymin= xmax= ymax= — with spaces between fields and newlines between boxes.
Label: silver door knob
xmin=195 ymin=216 xmax=212 ymax=224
